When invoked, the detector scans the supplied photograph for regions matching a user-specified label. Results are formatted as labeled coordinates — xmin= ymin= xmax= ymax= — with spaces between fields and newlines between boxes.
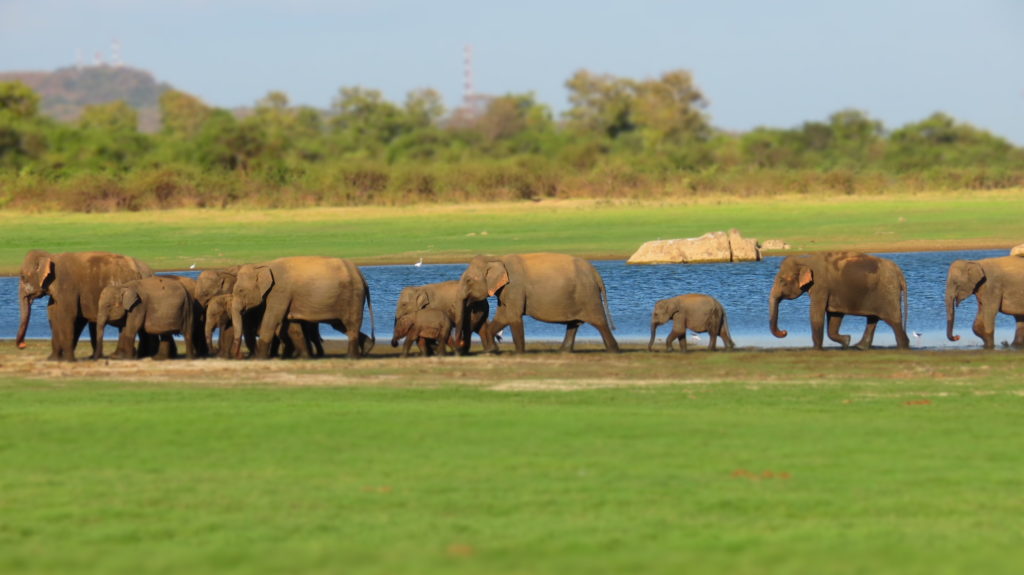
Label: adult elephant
xmin=394 ymin=280 xmax=489 ymax=354
xmin=946 ymin=256 xmax=1024 ymax=349
xmin=230 ymin=256 xmax=375 ymax=359
xmin=196 ymin=266 xmax=319 ymax=358
xmin=454 ymin=253 xmax=619 ymax=353
xmin=16 ymin=250 xmax=153 ymax=361
xmin=769 ymin=251 xmax=909 ymax=350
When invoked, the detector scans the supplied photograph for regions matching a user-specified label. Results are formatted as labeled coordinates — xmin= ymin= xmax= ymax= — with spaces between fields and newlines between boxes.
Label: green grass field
xmin=1 ymin=189 xmax=1022 ymax=272
xmin=4 ymin=190 xmax=1024 ymax=574
xmin=2 ymin=345 xmax=1024 ymax=574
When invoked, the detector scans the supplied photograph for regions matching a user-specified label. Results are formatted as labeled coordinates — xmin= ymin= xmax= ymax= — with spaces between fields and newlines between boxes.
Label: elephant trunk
xmin=648 ymin=321 xmax=660 ymax=351
xmin=230 ymin=300 xmax=245 ymax=359
xmin=205 ymin=315 xmax=217 ymax=355
xmin=15 ymin=292 xmax=32 ymax=349
xmin=95 ymin=312 xmax=108 ymax=359
xmin=945 ymin=286 xmax=960 ymax=342
xmin=391 ymin=316 xmax=403 ymax=348
xmin=769 ymin=284 xmax=788 ymax=338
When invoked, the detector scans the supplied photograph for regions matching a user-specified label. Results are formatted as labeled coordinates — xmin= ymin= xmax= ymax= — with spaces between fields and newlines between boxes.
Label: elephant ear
xmin=255 ymin=266 xmax=274 ymax=297
xmin=485 ymin=262 xmax=509 ymax=297
xmin=798 ymin=267 xmax=814 ymax=290
xmin=121 ymin=287 xmax=142 ymax=311
xmin=35 ymin=253 xmax=54 ymax=289
xmin=415 ymin=290 xmax=430 ymax=310
xmin=962 ymin=261 xmax=985 ymax=289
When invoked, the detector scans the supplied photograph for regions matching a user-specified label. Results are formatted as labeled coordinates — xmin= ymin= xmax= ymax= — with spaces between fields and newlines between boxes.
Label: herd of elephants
xmin=12 ymin=248 xmax=1024 ymax=361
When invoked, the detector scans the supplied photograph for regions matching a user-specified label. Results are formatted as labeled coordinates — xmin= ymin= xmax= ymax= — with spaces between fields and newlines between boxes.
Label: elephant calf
xmin=391 ymin=309 xmax=453 ymax=357
xmin=97 ymin=276 xmax=196 ymax=360
xmin=648 ymin=294 xmax=735 ymax=352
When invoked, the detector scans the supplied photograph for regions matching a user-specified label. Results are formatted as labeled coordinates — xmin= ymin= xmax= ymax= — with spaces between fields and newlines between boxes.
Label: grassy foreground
xmin=1 ymin=190 xmax=1022 ymax=272
xmin=2 ymin=342 xmax=1024 ymax=574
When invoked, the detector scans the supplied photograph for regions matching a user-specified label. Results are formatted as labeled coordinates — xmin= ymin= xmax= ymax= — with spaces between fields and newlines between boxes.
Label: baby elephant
xmin=97 ymin=276 xmax=196 ymax=359
xmin=648 ymin=294 xmax=735 ymax=352
xmin=391 ymin=309 xmax=454 ymax=357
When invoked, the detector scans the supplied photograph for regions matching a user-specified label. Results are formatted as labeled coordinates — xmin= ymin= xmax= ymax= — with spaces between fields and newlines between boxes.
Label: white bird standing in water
xmin=912 ymin=331 xmax=922 ymax=340
xmin=189 ymin=263 xmax=196 ymax=269
xmin=414 ymin=258 xmax=423 ymax=267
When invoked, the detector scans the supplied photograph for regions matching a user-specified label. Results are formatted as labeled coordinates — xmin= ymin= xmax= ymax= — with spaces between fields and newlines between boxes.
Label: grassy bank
xmin=2 ymin=345 xmax=1023 ymax=574
xmin=1 ymin=189 xmax=1022 ymax=273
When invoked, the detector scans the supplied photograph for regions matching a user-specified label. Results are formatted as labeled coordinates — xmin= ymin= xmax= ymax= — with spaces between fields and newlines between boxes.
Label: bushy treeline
xmin=1 ymin=70 xmax=1022 ymax=211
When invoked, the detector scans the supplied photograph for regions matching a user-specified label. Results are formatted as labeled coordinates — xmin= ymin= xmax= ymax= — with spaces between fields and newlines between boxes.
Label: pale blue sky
xmin=1 ymin=0 xmax=1021 ymax=143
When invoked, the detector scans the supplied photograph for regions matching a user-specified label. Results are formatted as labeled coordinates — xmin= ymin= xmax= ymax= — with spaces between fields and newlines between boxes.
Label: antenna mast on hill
xmin=110 ymin=39 xmax=122 ymax=67
xmin=463 ymin=44 xmax=478 ymax=113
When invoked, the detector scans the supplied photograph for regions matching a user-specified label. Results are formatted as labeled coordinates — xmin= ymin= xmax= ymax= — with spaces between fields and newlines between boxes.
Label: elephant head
xmin=391 ymin=314 xmax=414 ymax=347
xmin=769 ymin=256 xmax=814 ymax=339
xmin=454 ymin=256 xmax=507 ymax=350
xmin=196 ymin=267 xmax=238 ymax=307
xmin=230 ymin=265 xmax=273 ymax=357
xmin=205 ymin=294 xmax=232 ymax=353
xmin=395 ymin=287 xmax=431 ymax=320
xmin=945 ymin=260 xmax=985 ymax=342
xmin=95 ymin=285 xmax=140 ymax=358
xmin=647 ymin=300 xmax=678 ymax=351
xmin=16 ymin=250 xmax=55 ymax=349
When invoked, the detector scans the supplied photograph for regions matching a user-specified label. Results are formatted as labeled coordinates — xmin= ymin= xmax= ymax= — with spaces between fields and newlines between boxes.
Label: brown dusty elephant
xmin=454 ymin=253 xmax=618 ymax=354
xmin=769 ymin=251 xmax=909 ymax=350
xmin=230 ymin=256 xmax=375 ymax=359
xmin=394 ymin=280 xmax=488 ymax=354
xmin=161 ymin=275 xmax=210 ymax=358
xmin=197 ymin=266 xmax=320 ymax=358
xmin=946 ymin=256 xmax=1024 ymax=349
xmin=648 ymin=294 xmax=735 ymax=352
xmin=16 ymin=250 xmax=153 ymax=361
xmin=390 ymin=308 xmax=454 ymax=357
xmin=205 ymin=293 xmax=238 ymax=358
xmin=96 ymin=276 xmax=195 ymax=360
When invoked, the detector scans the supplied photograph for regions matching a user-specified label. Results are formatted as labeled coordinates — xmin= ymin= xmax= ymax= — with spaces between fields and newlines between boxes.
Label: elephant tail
xmin=363 ymin=273 xmax=376 ymax=344
xmin=901 ymin=271 xmax=908 ymax=334
xmin=595 ymin=268 xmax=615 ymax=331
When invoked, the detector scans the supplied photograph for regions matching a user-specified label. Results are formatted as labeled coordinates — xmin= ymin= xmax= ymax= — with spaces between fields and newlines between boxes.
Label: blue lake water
xmin=0 ymin=249 xmax=1012 ymax=350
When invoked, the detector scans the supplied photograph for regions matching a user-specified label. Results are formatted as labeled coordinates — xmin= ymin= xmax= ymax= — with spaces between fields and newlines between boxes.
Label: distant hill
xmin=0 ymin=65 xmax=172 ymax=132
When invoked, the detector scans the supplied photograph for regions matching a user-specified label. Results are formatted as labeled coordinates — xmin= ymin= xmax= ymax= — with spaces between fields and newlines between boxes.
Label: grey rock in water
xmin=628 ymin=229 xmax=761 ymax=264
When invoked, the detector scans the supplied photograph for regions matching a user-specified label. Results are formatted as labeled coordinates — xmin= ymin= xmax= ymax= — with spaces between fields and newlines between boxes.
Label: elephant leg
xmin=853 ymin=317 xmax=878 ymax=350
xmin=826 ymin=312 xmax=851 ymax=349
xmin=436 ymin=336 xmax=448 ymax=356
xmin=665 ymin=328 xmax=683 ymax=351
xmin=708 ymin=330 xmax=718 ymax=351
xmin=1012 ymin=316 xmax=1024 ymax=348
xmin=560 ymin=321 xmax=581 ymax=352
xmin=401 ymin=335 xmax=414 ymax=357
xmin=973 ymin=303 xmax=998 ymax=350
xmin=87 ymin=322 xmax=99 ymax=359
xmin=418 ymin=336 xmax=432 ymax=357
xmin=809 ymin=297 xmax=827 ymax=350
xmin=720 ymin=323 xmax=736 ymax=350
xmin=591 ymin=320 xmax=619 ymax=354
xmin=481 ymin=319 xmax=508 ymax=354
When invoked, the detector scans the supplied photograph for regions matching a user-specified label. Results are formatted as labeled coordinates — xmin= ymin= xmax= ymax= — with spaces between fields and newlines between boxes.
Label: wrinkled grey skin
xmin=96 ymin=276 xmax=195 ymax=360
xmin=946 ymin=256 xmax=1024 ymax=349
xmin=648 ymin=294 xmax=735 ymax=352
xmin=454 ymin=253 xmax=618 ymax=354
xmin=394 ymin=280 xmax=488 ymax=355
xmin=197 ymin=266 xmax=320 ymax=358
xmin=769 ymin=251 xmax=909 ymax=350
xmin=16 ymin=250 xmax=152 ymax=361
xmin=390 ymin=308 xmax=454 ymax=357
xmin=231 ymin=256 xmax=375 ymax=359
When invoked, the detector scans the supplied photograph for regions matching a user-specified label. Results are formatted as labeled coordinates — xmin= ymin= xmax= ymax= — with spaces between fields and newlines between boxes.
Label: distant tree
xmin=564 ymin=70 xmax=636 ymax=139
xmin=61 ymin=100 xmax=150 ymax=170
xmin=0 ymin=82 xmax=47 ymax=167
xmin=404 ymin=88 xmax=445 ymax=128
xmin=0 ymin=81 xmax=41 ymax=119
xmin=886 ymin=112 xmax=1018 ymax=170
xmin=330 ymin=87 xmax=409 ymax=156
xmin=159 ymin=90 xmax=211 ymax=140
